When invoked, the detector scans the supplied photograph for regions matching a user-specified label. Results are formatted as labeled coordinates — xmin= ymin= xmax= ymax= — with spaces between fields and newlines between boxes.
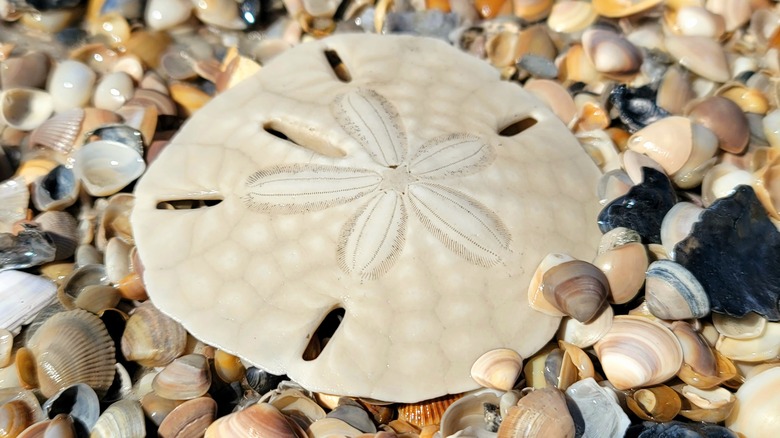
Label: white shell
xmin=470 ymin=348 xmax=523 ymax=391
xmin=72 ymin=140 xmax=146 ymax=197
xmin=439 ymin=388 xmax=502 ymax=437
xmin=712 ymin=312 xmax=767 ymax=340
xmin=47 ymin=60 xmax=97 ymax=112
xmin=665 ymin=35 xmax=730 ymax=83
xmin=93 ymin=72 xmax=135 ymax=111
xmin=0 ymin=270 xmax=57 ymax=335
xmin=0 ymin=88 xmax=54 ymax=131
xmin=645 ymin=260 xmax=710 ymax=320
xmin=557 ymin=304 xmax=613 ymax=348
xmin=565 ymin=378 xmax=630 ymax=438
xmin=725 ymin=367 xmax=780 ymax=438
xmin=0 ymin=177 xmax=29 ymax=234
xmin=716 ymin=321 xmax=780 ymax=362
xmin=145 ymin=0 xmax=192 ymax=30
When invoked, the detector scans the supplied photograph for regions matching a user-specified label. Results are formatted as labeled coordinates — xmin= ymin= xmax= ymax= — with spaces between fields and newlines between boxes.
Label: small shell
xmin=597 ymin=227 xmax=641 ymax=254
xmin=326 ymin=402 xmax=376 ymax=433
xmin=29 ymin=109 xmax=85 ymax=156
xmin=204 ymin=402 xmax=302 ymax=438
xmin=214 ymin=349 xmax=246 ymax=383
xmin=716 ymin=321 xmax=780 ymax=362
xmin=660 ymin=202 xmax=704 ymax=258
xmin=120 ymin=301 xmax=187 ymax=367
xmin=0 ymin=400 xmax=34 ymax=437
xmin=93 ymin=72 xmax=134 ymax=111
xmin=192 ymin=0 xmax=247 ymax=30
xmin=72 ymin=140 xmax=146 ymax=197
xmin=593 ymin=242 xmax=647 ymax=304
xmin=557 ymin=304 xmax=613 ymax=348
xmin=91 ymin=399 xmax=146 ymax=438
xmin=265 ymin=388 xmax=326 ymax=426
xmin=152 ymin=354 xmax=211 ymax=400
xmin=56 ymin=264 xmax=111 ymax=311
xmin=706 ymin=0 xmax=751 ymax=32
xmin=627 ymin=116 xmax=695 ymax=176
xmin=96 ymin=193 xmax=135 ymax=250
xmin=145 ymin=0 xmax=192 ymax=31
xmin=0 ymin=328 xmax=11 ymax=368
xmin=438 ymin=388 xmax=502 ymax=437
xmin=657 ymin=66 xmax=695 ymax=116
xmin=31 ymin=165 xmax=80 ymax=212
xmin=725 ymin=367 xmax=780 ymax=437
xmin=307 ymin=418 xmax=363 ymax=437
xmin=140 ymin=391 xmax=182 ymax=427
xmin=687 ymin=96 xmax=750 ymax=154
xmin=0 ymin=51 xmax=50 ymax=89
xmin=0 ymin=177 xmax=28 ymax=234
xmin=547 ymin=1 xmax=596 ymax=34
xmin=497 ymin=388 xmax=575 ymax=438
xmin=582 ymin=29 xmax=642 ymax=76
xmin=104 ymin=237 xmax=133 ymax=284
xmin=627 ymin=385 xmax=681 ymax=422
xmin=159 ymin=397 xmax=218 ymax=438
xmin=527 ymin=253 xmax=573 ymax=317
xmin=42 ymin=384 xmax=99 ymax=432
xmin=645 ymin=260 xmax=710 ymax=320
xmin=0 ymin=88 xmax=54 ymax=131
xmin=470 ymin=348 xmax=523 ymax=391
xmin=712 ymin=312 xmax=767 ymax=340
xmin=592 ymin=0 xmax=662 ymax=18
xmin=0 ymin=270 xmax=57 ymax=335
xmin=27 ymin=309 xmax=116 ymax=398
xmin=397 ymin=394 xmax=462 ymax=429
xmin=47 ymin=60 xmax=97 ymax=113
xmin=523 ymin=79 xmax=576 ymax=126
xmin=672 ymin=6 xmax=725 ymax=38
xmin=33 ymin=211 xmax=78 ymax=261
xmin=717 ymin=83 xmax=769 ymax=115
xmin=512 ymin=0 xmax=553 ymax=22
xmin=679 ymin=385 xmax=736 ymax=423
xmin=700 ymin=163 xmax=755 ymax=206
xmin=671 ymin=321 xmax=736 ymax=390
xmin=594 ymin=315 xmax=684 ymax=390
xmin=665 ymin=35 xmax=730 ymax=83
xmin=565 ymin=378 xmax=630 ymax=438
xmin=542 ymin=260 xmax=609 ymax=323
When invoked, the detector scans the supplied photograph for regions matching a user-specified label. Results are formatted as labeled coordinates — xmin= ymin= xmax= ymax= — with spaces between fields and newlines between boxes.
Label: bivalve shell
xmin=660 ymin=202 xmax=704 ymax=259
xmin=470 ymin=348 xmax=523 ymax=391
xmin=593 ymin=242 xmax=647 ymax=305
xmin=665 ymin=35 xmax=730 ymax=83
xmin=725 ymin=367 xmax=780 ymax=438
xmin=0 ymin=270 xmax=57 ymax=335
xmin=159 ymin=397 xmax=218 ymax=438
xmin=438 ymin=388 xmax=502 ymax=437
xmin=626 ymin=385 xmax=682 ymax=422
xmin=557 ymin=304 xmax=613 ymax=348
xmin=34 ymin=211 xmax=78 ymax=261
xmin=0 ymin=400 xmax=34 ymax=438
xmin=397 ymin=394 xmax=462 ymax=429
xmin=679 ymin=385 xmax=735 ymax=423
xmin=687 ymin=96 xmax=750 ymax=154
xmin=542 ymin=260 xmax=609 ymax=323
xmin=582 ymin=29 xmax=642 ymax=76
xmin=31 ymin=165 xmax=80 ymax=212
xmin=47 ymin=60 xmax=97 ymax=113
xmin=0 ymin=88 xmax=54 ymax=131
xmin=72 ymin=140 xmax=146 ymax=197
xmin=645 ymin=260 xmax=710 ymax=320
xmin=547 ymin=1 xmax=596 ymax=34
xmin=716 ymin=321 xmax=780 ymax=362
xmin=592 ymin=0 xmax=662 ymax=18
xmin=594 ymin=315 xmax=684 ymax=390
xmin=91 ymin=399 xmax=145 ymax=438
xmin=0 ymin=177 xmax=28 ymax=234
xmin=152 ymin=354 xmax=211 ymax=400
xmin=497 ymin=387 xmax=574 ymax=438
xmin=204 ymin=402 xmax=303 ymax=438
xmin=712 ymin=312 xmax=767 ymax=340
xmin=307 ymin=417 xmax=363 ymax=437
xmin=565 ymin=378 xmax=630 ymax=438
xmin=120 ymin=301 xmax=187 ymax=367
xmin=42 ymin=384 xmax=99 ymax=432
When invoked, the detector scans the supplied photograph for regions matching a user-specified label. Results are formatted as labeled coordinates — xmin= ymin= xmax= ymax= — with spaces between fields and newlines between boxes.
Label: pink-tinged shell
xmin=497 ymin=388 xmax=575 ymax=438
xmin=204 ymin=403 xmax=305 ymax=438
xmin=29 ymin=108 xmax=85 ymax=155
xmin=158 ymin=397 xmax=217 ymax=438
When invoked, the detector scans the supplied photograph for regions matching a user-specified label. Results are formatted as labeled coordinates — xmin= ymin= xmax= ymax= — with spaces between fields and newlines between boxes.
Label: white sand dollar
xmin=132 ymin=34 xmax=602 ymax=402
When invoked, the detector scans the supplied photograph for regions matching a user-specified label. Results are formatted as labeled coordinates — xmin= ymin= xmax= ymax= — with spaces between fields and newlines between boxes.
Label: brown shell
xmin=626 ymin=385 xmax=682 ymax=422
xmin=542 ymin=260 xmax=609 ymax=323
xmin=159 ymin=397 xmax=217 ymax=438
xmin=497 ymin=388 xmax=574 ymax=438
xmin=0 ymin=400 xmax=34 ymax=438
xmin=152 ymin=354 xmax=211 ymax=400
xmin=204 ymin=402 xmax=304 ymax=438
xmin=397 ymin=394 xmax=463 ymax=429
xmin=120 ymin=301 xmax=187 ymax=367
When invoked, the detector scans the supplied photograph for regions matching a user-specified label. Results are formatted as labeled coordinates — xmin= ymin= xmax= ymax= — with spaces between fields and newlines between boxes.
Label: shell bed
xmin=132 ymin=33 xmax=602 ymax=403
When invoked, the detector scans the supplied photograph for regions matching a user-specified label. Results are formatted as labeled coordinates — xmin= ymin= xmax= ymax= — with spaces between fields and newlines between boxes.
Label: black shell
xmin=610 ymin=84 xmax=670 ymax=132
xmin=625 ymin=420 xmax=737 ymax=438
xmin=675 ymin=186 xmax=780 ymax=321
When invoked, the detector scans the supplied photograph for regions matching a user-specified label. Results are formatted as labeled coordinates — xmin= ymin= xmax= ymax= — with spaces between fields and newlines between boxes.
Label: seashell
xmin=125 ymin=88 xmax=176 ymax=115
xmin=527 ymin=253 xmax=574 ymax=317
xmin=0 ymin=51 xmax=49 ymax=90
xmin=670 ymin=321 xmax=735 ymax=390
xmin=31 ymin=165 xmax=79 ymax=212
xmin=594 ymin=315 xmax=684 ymax=390
xmin=104 ymin=237 xmax=132 ymax=284
xmin=87 ymin=13 xmax=130 ymax=48
xmin=438 ymin=388 xmax=502 ymax=437
xmin=565 ymin=378 xmax=630 ymax=438
xmin=157 ymin=396 xmax=217 ymax=437
xmin=214 ymin=349 xmax=245 ymax=383
xmin=0 ymin=270 xmax=57 ymax=336
xmin=47 ymin=61 xmax=97 ymax=113
xmin=542 ymin=260 xmax=609 ymax=323
xmin=13 ymin=158 xmax=59 ymax=187
xmin=152 ymin=354 xmax=211 ymax=401
xmin=687 ymin=96 xmax=749 ymax=154
xmin=597 ymin=227 xmax=641 ymax=254
xmin=717 ymin=83 xmax=769 ymax=115
xmin=0 ymin=177 xmax=29 ymax=234
xmin=712 ymin=312 xmax=767 ymax=340
xmin=627 ymin=117 xmax=710 ymax=177
xmin=498 ymin=387 xmax=574 ymax=438
xmin=307 ymin=417 xmax=363 ymax=437
xmin=91 ymin=399 xmax=145 ymax=438
xmin=558 ymin=44 xmax=600 ymax=84
xmin=700 ymin=163 xmax=755 ymax=207
xmin=660 ymin=202 xmax=703 ymax=259
xmin=582 ymin=29 xmax=642 ymax=76
xmin=115 ymin=105 xmax=158 ymax=146
xmin=557 ymin=304 xmax=613 ymax=348
xmin=665 ymin=35 xmax=729 ymax=84
xmin=725 ymin=367 xmax=780 ymax=438
xmin=116 ymin=272 xmax=147 ymax=301
xmin=657 ymin=65 xmax=695 ymax=116
xmin=512 ymin=0 xmax=552 ymax=21
xmin=42 ymin=384 xmax=99 ymax=432
xmin=56 ymin=264 xmax=111 ymax=310
xmin=716 ymin=321 xmax=780 ymax=362
xmin=577 ymin=130 xmax=621 ymax=173
xmin=397 ymin=394 xmax=462 ymax=429
xmin=204 ymin=402 xmax=301 ymax=438
xmin=555 ymin=340 xmax=596 ymax=390
xmin=523 ymin=79 xmax=576 ymax=126
xmin=169 ymin=83 xmax=212 ymax=117
xmin=627 ymin=385 xmax=681 ymax=422
xmin=325 ymin=402 xmax=376 ymax=433
xmin=93 ymin=72 xmax=134 ymax=111
xmin=593 ymin=242 xmax=647 ymax=304
xmin=573 ymin=94 xmax=610 ymax=132
xmin=679 ymin=385 xmax=735 ymax=423
xmin=764 ymin=109 xmax=780 ymax=149
xmin=645 ymin=260 xmax=710 ymax=320
xmin=0 ymin=88 xmax=54 ymax=131
xmin=671 ymin=6 xmax=725 ymax=38
xmin=546 ymin=1 xmax=596 ymax=34
xmin=0 ymin=223 xmax=57 ymax=272
xmin=0 ymin=328 xmax=11 ymax=368
xmin=0 ymin=400 xmax=34 ymax=437
xmin=592 ymin=0 xmax=662 ymax=18
xmin=470 ymin=348 xmax=523 ymax=391
xmin=71 ymin=140 xmax=145 ymax=197
xmin=27 ymin=309 xmax=116 ymax=398
xmin=121 ymin=301 xmax=187 ymax=367
xmin=706 ymin=0 xmax=751 ymax=32
xmin=140 ymin=391 xmax=182 ymax=427
xmin=265 ymin=388 xmax=326 ymax=426
xmin=145 ymin=0 xmax=192 ymax=31
xmin=33 ymin=211 xmax=78 ymax=261
xmin=193 ymin=0 xmax=247 ymax=30
xmin=96 ymin=193 xmax=135 ymax=250
xmin=597 ymin=169 xmax=633 ymax=206
xmin=245 ymin=367 xmax=286 ymax=395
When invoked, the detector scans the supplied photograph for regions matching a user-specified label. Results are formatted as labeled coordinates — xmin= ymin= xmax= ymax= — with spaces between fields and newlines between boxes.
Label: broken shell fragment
xmin=716 ymin=321 xmax=780 ymax=362
xmin=645 ymin=260 xmax=710 ymax=320
xmin=565 ymin=378 xmax=629 ymax=438
xmin=594 ymin=315 xmax=683 ymax=390
xmin=470 ymin=348 xmax=523 ymax=391
xmin=498 ymin=387 xmax=574 ymax=438
xmin=592 ymin=0 xmax=662 ymax=18
xmin=557 ymin=304 xmax=613 ymax=348
xmin=542 ymin=260 xmax=609 ymax=323
xmin=397 ymin=394 xmax=462 ymax=429
xmin=679 ymin=385 xmax=735 ymax=423
xmin=0 ymin=270 xmax=56 ymax=335
xmin=712 ymin=312 xmax=767 ymax=340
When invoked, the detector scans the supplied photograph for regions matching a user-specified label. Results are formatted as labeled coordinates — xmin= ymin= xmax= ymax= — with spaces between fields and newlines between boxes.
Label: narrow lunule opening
xmin=156 ymin=198 xmax=223 ymax=210
xmin=324 ymin=48 xmax=352 ymax=83
xmin=263 ymin=120 xmax=346 ymax=158
xmin=303 ymin=307 xmax=346 ymax=361
xmin=498 ymin=116 xmax=538 ymax=136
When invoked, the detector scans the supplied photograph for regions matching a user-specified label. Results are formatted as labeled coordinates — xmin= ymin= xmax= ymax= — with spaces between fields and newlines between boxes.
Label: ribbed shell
xmin=397 ymin=393 xmax=463 ymax=428
xmin=27 ymin=309 xmax=116 ymax=398
xmin=204 ymin=403 xmax=303 ymax=438
xmin=91 ymin=399 xmax=146 ymax=438
xmin=29 ymin=108 xmax=85 ymax=155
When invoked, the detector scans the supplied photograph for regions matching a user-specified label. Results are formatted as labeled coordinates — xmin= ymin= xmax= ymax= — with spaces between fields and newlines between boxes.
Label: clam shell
xmin=657 ymin=65 xmax=695 ymax=115
xmin=700 ymin=162 xmax=755 ymax=206
xmin=597 ymin=227 xmax=641 ymax=254
xmin=594 ymin=315 xmax=684 ymax=390
xmin=674 ymin=6 xmax=725 ymax=38
xmin=528 ymin=253 xmax=574 ymax=317
xmin=265 ymin=388 xmax=326 ymax=426
xmin=725 ymin=367 xmax=780 ymax=437
xmin=592 ymin=0 xmax=662 ymax=18
xmin=214 ymin=349 xmax=245 ymax=383
xmin=665 ymin=35 xmax=730 ymax=83
xmin=565 ymin=378 xmax=630 ymax=438
xmin=679 ymin=385 xmax=735 ymax=423
xmin=626 ymin=385 xmax=681 ymax=422
xmin=523 ymin=79 xmax=576 ymax=126
xmin=91 ymin=399 xmax=145 ymax=438
xmin=204 ymin=402 xmax=303 ymax=438
xmin=120 ymin=301 xmax=187 ymax=367
xmin=557 ymin=304 xmax=613 ymax=348
xmin=582 ymin=29 xmax=642 ymax=76
xmin=47 ymin=60 xmax=97 ymax=112
xmin=31 ymin=165 xmax=80 ymax=212
xmin=593 ymin=242 xmax=647 ymax=305
xmin=627 ymin=116 xmax=694 ymax=176
xmin=33 ymin=211 xmax=78 ymax=261
xmin=158 ymin=396 xmax=218 ymax=438
xmin=670 ymin=321 xmax=732 ymax=389
xmin=397 ymin=394 xmax=462 ymax=429
xmin=470 ymin=348 xmax=523 ymax=391
xmin=104 ymin=237 xmax=133 ymax=284
xmin=71 ymin=140 xmax=146 ymax=197
xmin=0 ymin=270 xmax=57 ymax=335
xmin=542 ymin=260 xmax=609 ymax=323
xmin=547 ymin=1 xmax=596 ymax=34
xmin=56 ymin=264 xmax=111 ymax=310
xmin=497 ymin=387 xmax=574 ymax=438
xmin=687 ymin=96 xmax=749 ymax=154
xmin=716 ymin=321 xmax=780 ymax=362
xmin=0 ymin=51 xmax=50 ymax=89
xmin=307 ymin=418 xmax=363 ymax=437
xmin=141 ymin=391 xmax=182 ymax=427
xmin=152 ymin=354 xmax=211 ymax=400
xmin=42 ymin=384 xmax=99 ymax=432
xmin=712 ymin=312 xmax=767 ymax=340
xmin=0 ymin=88 xmax=54 ymax=131
xmin=438 ymin=388 xmax=502 ymax=437
xmin=96 ymin=193 xmax=135 ymax=250
xmin=27 ymin=309 xmax=116 ymax=398
xmin=93 ymin=72 xmax=134 ymax=111
xmin=0 ymin=177 xmax=28 ymax=234
xmin=0 ymin=400 xmax=34 ymax=437
xmin=0 ymin=328 xmax=11 ymax=368
xmin=326 ymin=402 xmax=376 ymax=433
xmin=660 ymin=202 xmax=704 ymax=259
xmin=645 ymin=260 xmax=710 ymax=320
xmin=556 ymin=340 xmax=595 ymax=390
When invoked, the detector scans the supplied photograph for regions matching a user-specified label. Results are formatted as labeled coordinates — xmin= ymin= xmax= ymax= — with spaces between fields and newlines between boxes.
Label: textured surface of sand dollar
xmin=132 ymin=34 xmax=603 ymax=402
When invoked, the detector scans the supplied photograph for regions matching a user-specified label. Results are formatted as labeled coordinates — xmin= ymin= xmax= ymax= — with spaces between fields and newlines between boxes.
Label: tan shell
xmin=397 ymin=394 xmax=462 ymax=429
xmin=214 ymin=349 xmax=246 ymax=383
xmin=26 ymin=309 xmax=116 ymax=398
xmin=528 ymin=253 xmax=574 ymax=317
xmin=263 ymin=388 xmax=326 ymax=426
xmin=204 ymin=403 xmax=304 ymax=438
xmin=592 ymin=0 xmax=662 ymax=18
xmin=141 ymin=392 xmax=183 ymax=427
xmin=627 ymin=116 xmax=694 ymax=176
xmin=687 ymin=96 xmax=749 ymax=154
xmin=712 ymin=312 xmax=767 ymax=340
xmin=438 ymin=389 xmax=502 ymax=437
xmin=594 ymin=316 xmax=683 ymax=390
xmin=716 ymin=321 xmax=780 ymax=362
xmin=657 ymin=66 xmax=695 ymax=115
xmin=547 ymin=1 xmax=596 ymax=33
xmin=671 ymin=321 xmax=732 ymax=389
xmin=593 ymin=242 xmax=647 ymax=305
xmin=542 ymin=260 xmax=609 ymax=323
xmin=120 ymin=301 xmax=187 ymax=367
xmin=645 ymin=260 xmax=710 ymax=320
xmin=470 ymin=348 xmax=523 ymax=391
xmin=679 ymin=385 xmax=736 ymax=423
xmin=557 ymin=305 xmax=613 ymax=348
xmin=556 ymin=340 xmax=596 ymax=390
xmin=0 ymin=400 xmax=34 ymax=438
xmin=665 ymin=35 xmax=730 ymax=83
xmin=307 ymin=418 xmax=363 ymax=437
xmin=582 ymin=29 xmax=642 ymax=76
xmin=91 ymin=399 xmax=146 ymax=438
xmin=159 ymin=397 xmax=218 ymax=438
xmin=627 ymin=385 xmax=681 ymax=422
xmin=497 ymin=388 xmax=574 ymax=438
xmin=660 ymin=202 xmax=704 ymax=258
xmin=152 ymin=354 xmax=211 ymax=400
xmin=725 ymin=367 xmax=780 ymax=437
xmin=523 ymin=79 xmax=576 ymax=126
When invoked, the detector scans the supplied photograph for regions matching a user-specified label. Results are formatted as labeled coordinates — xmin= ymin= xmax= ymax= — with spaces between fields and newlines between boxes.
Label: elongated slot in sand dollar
xmin=155 ymin=198 xmax=223 ymax=210
xmin=303 ymin=307 xmax=346 ymax=361
xmin=324 ymin=48 xmax=352 ymax=82
xmin=263 ymin=120 xmax=346 ymax=158
xmin=498 ymin=116 xmax=538 ymax=136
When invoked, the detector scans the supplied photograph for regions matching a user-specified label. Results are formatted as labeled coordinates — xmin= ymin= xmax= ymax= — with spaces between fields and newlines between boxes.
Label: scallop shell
xmin=27 ymin=309 xmax=116 ymax=398
xmin=725 ymin=367 xmax=780 ymax=438
xmin=120 ymin=301 xmax=187 ymax=367
xmin=158 ymin=396 xmax=218 ymax=438
xmin=498 ymin=387 xmax=575 ymax=438
xmin=470 ymin=348 xmax=523 ymax=391
xmin=204 ymin=402 xmax=303 ymax=438
xmin=565 ymin=378 xmax=630 ymax=438
xmin=594 ymin=315 xmax=684 ymax=390
xmin=645 ymin=260 xmax=710 ymax=320
xmin=438 ymin=388 xmax=502 ymax=437
xmin=397 ymin=394 xmax=462 ymax=429
xmin=152 ymin=354 xmax=211 ymax=400
xmin=91 ymin=399 xmax=146 ymax=438
xmin=29 ymin=108 xmax=85 ymax=156
xmin=0 ymin=270 xmax=57 ymax=335
xmin=71 ymin=140 xmax=146 ymax=197
xmin=542 ymin=260 xmax=609 ymax=323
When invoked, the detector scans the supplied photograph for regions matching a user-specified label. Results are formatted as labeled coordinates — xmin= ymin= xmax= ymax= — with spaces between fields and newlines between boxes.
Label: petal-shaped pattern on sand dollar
xmin=241 ymin=164 xmax=381 ymax=214
xmin=337 ymin=191 xmax=408 ymax=280
xmin=332 ymin=89 xmax=407 ymax=167
xmin=409 ymin=134 xmax=495 ymax=179
xmin=407 ymin=182 xmax=511 ymax=267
